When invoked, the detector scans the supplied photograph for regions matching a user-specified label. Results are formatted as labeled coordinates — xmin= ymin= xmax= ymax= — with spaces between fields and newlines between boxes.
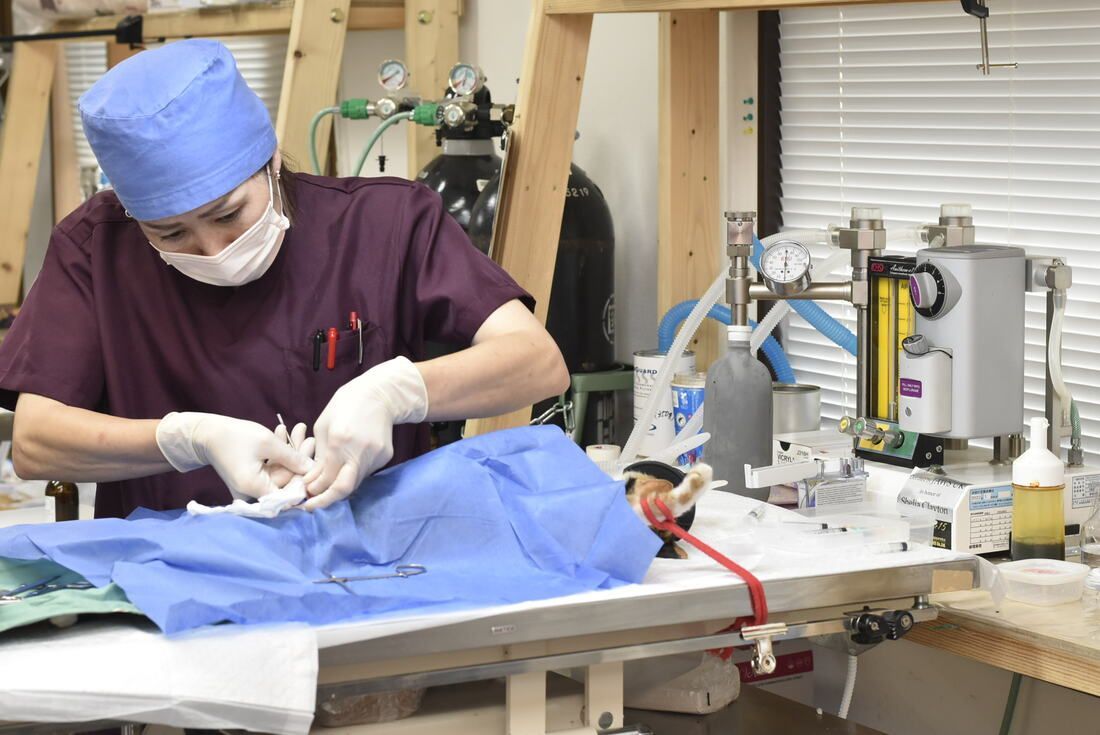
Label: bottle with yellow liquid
xmin=1011 ymin=417 xmax=1066 ymax=561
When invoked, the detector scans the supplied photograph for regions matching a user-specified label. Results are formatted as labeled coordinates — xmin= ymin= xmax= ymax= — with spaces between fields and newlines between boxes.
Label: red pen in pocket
xmin=326 ymin=327 xmax=339 ymax=370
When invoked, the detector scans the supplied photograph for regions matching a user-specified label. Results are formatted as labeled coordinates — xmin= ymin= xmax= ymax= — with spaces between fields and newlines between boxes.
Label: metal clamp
xmin=740 ymin=622 xmax=788 ymax=675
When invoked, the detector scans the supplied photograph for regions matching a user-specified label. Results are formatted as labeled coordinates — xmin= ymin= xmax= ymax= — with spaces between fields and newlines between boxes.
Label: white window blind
xmin=219 ymin=36 xmax=289 ymax=123
xmin=778 ymin=0 xmax=1100 ymax=461
xmin=64 ymin=42 xmax=107 ymax=169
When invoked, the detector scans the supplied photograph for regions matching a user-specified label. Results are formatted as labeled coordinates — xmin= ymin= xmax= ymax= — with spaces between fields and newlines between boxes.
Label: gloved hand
xmin=266 ymin=422 xmax=317 ymax=489
xmin=156 ymin=412 xmax=315 ymax=500
xmin=303 ymin=356 xmax=428 ymax=510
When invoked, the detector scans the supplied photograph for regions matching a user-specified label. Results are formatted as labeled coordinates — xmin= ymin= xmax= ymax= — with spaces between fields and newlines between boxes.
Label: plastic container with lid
xmin=998 ymin=558 xmax=1089 ymax=606
xmin=1083 ymin=568 xmax=1100 ymax=612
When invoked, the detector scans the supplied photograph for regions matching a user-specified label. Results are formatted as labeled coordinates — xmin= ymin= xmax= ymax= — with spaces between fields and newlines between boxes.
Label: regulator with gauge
xmin=448 ymin=63 xmax=485 ymax=96
xmin=759 ymin=239 xmax=813 ymax=296
xmin=377 ymin=60 xmax=409 ymax=92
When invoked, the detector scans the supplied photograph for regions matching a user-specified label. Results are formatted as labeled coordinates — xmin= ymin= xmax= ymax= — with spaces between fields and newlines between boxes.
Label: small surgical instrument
xmin=0 ymin=575 xmax=94 ymax=604
xmin=313 ymin=564 xmax=427 ymax=586
xmin=0 ymin=575 xmax=59 ymax=598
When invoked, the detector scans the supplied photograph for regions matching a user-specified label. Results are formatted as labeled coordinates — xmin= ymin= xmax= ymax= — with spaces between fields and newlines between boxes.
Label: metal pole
xmin=850 ymin=247 xmax=875 ymax=421
xmin=978 ymin=11 xmax=991 ymax=75
xmin=1045 ymin=287 xmax=1063 ymax=454
xmin=837 ymin=207 xmax=885 ymax=421
xmin=0 ymin=15 xmax=142 ymax=45
xmin=748 ymin=282 xmax=853 ymax=302
xmin=857 ymin=302 xmax=870 ymax=419
xmin=725 ymin=212 xmax=756 ymax=327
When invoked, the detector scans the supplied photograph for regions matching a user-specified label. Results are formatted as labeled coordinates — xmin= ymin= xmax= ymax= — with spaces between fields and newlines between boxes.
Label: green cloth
xmin=0 ymin=557 xmax=143 ymax=634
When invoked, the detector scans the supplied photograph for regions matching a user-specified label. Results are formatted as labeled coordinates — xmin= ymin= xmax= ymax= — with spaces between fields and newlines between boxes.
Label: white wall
xmin=336 ymin=3 xmax=661 ymax=372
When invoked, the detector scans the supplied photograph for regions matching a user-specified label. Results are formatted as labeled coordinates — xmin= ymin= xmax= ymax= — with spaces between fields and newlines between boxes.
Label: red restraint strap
xmin=641 ymin=496 xmax=768 ymax=628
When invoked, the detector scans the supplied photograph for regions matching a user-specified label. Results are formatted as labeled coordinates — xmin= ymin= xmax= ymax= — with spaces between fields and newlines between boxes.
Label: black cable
xmin=0 ymin=15 xmax=142 ymax=45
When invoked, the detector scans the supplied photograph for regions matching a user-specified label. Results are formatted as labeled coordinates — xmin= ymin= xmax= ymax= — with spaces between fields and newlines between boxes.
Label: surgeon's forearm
xmin=416 ymin=305 xmax=570 ymax=421
xmin=12 ymin=393 xmax=173 ymax=482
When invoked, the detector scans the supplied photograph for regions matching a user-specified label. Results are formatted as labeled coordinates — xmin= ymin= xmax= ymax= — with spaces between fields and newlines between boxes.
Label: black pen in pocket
xmin=312 ymin=329 xmax=324 ymax=372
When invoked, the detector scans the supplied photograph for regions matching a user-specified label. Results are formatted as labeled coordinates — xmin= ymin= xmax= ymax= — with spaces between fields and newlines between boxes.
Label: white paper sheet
xmin=0 ymin=619 xmax=318 ymax=734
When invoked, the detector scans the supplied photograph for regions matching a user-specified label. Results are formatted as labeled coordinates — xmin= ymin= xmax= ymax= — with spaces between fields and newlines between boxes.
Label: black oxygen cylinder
xmin=468 ymin=164 xmax=617 ymax=444
xmin=468 ymin=164 xmax=615 ymax=375
xmin=415 ymin=140 xmax=500 ymax=231
xmin=415 ymin=85 xmax=504 ymax=231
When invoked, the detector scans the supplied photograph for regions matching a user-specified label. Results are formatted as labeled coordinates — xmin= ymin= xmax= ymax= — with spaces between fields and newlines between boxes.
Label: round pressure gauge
xmin=448 ymin=63 xmax=485 ymax=96
xmin=378 ymin=60 xmax=409 ymax=92
xmin=759 ymin=239 xmax=813 ymax=296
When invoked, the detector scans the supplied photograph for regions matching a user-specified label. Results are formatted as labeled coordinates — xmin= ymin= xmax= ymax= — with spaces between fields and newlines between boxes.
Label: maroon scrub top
xmin=0 ymin=173 xmax=532 ymax=518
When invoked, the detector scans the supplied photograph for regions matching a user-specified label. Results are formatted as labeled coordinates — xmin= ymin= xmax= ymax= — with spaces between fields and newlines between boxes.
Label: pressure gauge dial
xmin=378 ymin=60 xmax=409 ymax=92
xmin=759 ymin=239 xmax=813 ymax=296
xmin=448 ymin=63 xmax=485 ymax=96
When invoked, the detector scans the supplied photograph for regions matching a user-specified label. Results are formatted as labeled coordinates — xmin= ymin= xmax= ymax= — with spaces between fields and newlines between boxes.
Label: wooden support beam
xmin=908 ymin=612 xmax=1100 ymax=697
xmin=0 ymin=42 xmax=58 ymax=303
xmin=404 ymin=0 xmax=461 ymax=178
xmin=347 ymin=3 xmax=406 ymax=29
xmin=463 ymin=2 xmax=593 ymax=437
xmin=50 ymin=45 xmax=82 ymax=224
xmin=106 ymin=41 xmax=143 ymax=69
xmin=726 ymin=10 xmax=758 ymax=213
xmin=51 ymin=1 xmax=402 ymax=38
xmin=546 ymin=0 xmax=943 ymax=12
xmin=658 ymin=10 xmax=721 ymax=370
xmin=276 ymin=0 xmax=352 ymax=172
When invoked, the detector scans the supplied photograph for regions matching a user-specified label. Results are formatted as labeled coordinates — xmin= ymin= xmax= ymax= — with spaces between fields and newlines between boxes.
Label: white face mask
xmin=153 ymin=168 xmax=290 ymax=287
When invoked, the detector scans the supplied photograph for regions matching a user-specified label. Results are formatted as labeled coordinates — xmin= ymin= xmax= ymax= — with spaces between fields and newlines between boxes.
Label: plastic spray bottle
xmin=1011 ymin=417 xmax=1066 ymax=561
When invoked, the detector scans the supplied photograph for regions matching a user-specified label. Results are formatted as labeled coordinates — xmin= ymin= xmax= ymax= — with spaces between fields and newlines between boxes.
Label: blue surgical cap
xmin=79 ymin=39 xmax=277 ymax=221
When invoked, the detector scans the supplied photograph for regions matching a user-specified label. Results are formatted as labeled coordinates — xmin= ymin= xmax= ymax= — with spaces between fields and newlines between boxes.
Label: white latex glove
xmin=303 ymin=356 xmax=428 ymax=510
xmin=156 ymin=412 xmax=315 ymax=500
xmin=267 ymin=422 xmax=317 ymax=489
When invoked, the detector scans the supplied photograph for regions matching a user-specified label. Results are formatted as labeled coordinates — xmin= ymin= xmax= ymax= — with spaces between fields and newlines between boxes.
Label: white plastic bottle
xmin=1011 ymin=417 xmax=1066 ymax=561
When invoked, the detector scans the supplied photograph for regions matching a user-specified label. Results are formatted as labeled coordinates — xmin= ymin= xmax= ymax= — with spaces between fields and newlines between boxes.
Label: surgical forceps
xmin=313 ymin=564 xmax=427 ymax=586
xmin=0 ymin=575 xmax=94 ymax=604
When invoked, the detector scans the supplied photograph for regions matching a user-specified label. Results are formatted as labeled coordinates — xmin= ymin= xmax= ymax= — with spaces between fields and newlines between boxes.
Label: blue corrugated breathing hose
xmin=657 ymin=301 xmax=797 ymax=385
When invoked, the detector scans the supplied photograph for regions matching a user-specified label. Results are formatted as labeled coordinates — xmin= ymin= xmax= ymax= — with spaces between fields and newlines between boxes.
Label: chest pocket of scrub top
xmin=283 ymin=322 xmax=386 ymax=426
